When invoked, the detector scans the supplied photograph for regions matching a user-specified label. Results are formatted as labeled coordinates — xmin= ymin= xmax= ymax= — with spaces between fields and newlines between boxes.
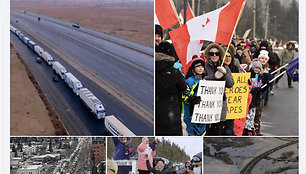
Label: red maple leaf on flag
xmin=202 ymin=18 xmax=211 ymax=28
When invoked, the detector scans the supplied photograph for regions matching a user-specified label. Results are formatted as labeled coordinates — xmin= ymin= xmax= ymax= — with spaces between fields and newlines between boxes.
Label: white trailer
xmin=22 ymin=37 xmax=30 ymax=44
xmin=41 ymin=51 xmax=54 ymax=65
xmin=34 ymin=45 xmax=44 ymax=57
xmin=105 ymin=115 xmax=135 ymax=136
xmin=52 ymin=61 xmax=67 ymax=79
xmin=79 ymin=88 xmax=106 ymax=119
xmin=64 ymin=72 xmax=83 ymax=95
xmin=27 ymin=40 xmax=36 ymax=50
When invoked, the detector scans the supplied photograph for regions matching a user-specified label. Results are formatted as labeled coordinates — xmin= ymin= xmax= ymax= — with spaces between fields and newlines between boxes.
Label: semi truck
xmin=41 ymin=51 xmax=54 ymax=65
xmin=64 ymin=72 xmax=83 ymax=95
xmin=104 ymin=115 xmax=135 ymax=136
xmin=18 ymin=32 xmax=25 ymax=40
xmin=27 ymin=40 xmax=36 ymax=50
xmin=52 ymin=61 xmax=67 ymax=79
xmin=22 ymin=37 xmax=30 ymax=44
xmin=34 ymin=45 xmax=44 ymax=57
xmin=79 ymin=88 xmax=106 ymax=119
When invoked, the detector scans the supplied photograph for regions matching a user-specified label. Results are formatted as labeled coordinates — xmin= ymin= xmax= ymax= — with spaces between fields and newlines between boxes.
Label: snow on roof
xmin=33 ymin=154 xmax=60 ymax=159
xmin=20 ymin=165 xmax=42 ymax=170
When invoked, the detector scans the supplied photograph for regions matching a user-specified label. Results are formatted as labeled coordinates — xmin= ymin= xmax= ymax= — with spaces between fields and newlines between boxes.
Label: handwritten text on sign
xmin=191 ymin=80 xmax=225 ymax=124
xmin=225 ymin=73 xmax=250 ymax=119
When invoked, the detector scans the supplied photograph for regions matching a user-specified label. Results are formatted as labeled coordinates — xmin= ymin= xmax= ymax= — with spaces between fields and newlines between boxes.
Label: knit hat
xmin=191 ymin=152 xmax=202 ymax=165
xmin=107 ymin=159 xmax=118 ymax=174
xmin=258 ymin=50 xmax=269 ymax=60
xmin=191 ymin=55 xmax=205 ymax=69
xmin=260 ymin=40 xmax=269 ymax=48
xmin=155 ymin=25 xmax=163 ymax=38
xmin=237 ymin=46 xmax=243 ymax=51
xmin=251 ymin=60 xmax=262 ymax=70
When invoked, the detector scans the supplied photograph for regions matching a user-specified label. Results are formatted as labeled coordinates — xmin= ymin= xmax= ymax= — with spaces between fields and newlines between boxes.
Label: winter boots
xmin=255 ymin=124 xmax=263 ymax=136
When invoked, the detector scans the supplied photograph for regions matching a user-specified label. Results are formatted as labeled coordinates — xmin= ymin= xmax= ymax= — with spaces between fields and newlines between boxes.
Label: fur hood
xmin=155 ymin=52 xmax=175 ymax=62
xmin=204 ymin=43 xmax=225 ymax=62
xmin=286 ymin=42 xmax=295 ymax=49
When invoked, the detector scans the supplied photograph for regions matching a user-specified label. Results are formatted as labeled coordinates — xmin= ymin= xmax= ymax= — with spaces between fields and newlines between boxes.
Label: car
xmin=36 ymin=57 xmax=42 ymax=64
xmin=53 ymin=76 xmax=59 ymax=82
xmin=72 ymin=23 xmax=80 ymax=28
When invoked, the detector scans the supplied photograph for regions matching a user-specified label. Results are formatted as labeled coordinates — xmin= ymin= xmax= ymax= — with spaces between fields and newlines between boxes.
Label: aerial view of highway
xmin=10 ymin=0 xmax=154 ymax=136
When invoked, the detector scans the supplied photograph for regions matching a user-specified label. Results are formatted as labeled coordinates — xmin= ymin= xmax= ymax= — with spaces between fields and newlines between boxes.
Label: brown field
xmin=10 ymin=43 xmax=67 ymax=136
xmin=11 ymin=0 xmax=154 ymax=46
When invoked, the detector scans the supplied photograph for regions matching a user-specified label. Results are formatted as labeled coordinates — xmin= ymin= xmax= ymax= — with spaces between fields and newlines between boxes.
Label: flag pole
xmin=170 ymin=0 xmax=182 ymax=26
xmin=221 ymin=0 xmax=246 ymax=67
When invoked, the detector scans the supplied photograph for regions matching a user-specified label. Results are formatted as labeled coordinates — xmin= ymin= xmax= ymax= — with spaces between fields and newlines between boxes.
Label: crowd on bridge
xmin=107 ymin=137 xmax=202 ymax=174
xmin=155 ymin=24 xmax=298 ymax=137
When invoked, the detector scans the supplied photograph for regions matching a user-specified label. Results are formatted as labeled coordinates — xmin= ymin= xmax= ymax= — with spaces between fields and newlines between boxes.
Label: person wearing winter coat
xmin=275 ymin=42 xmax=295 ymax=88
xmin=191 ymin=152 xmax=202 ymax=174
xmin=221 ymin=45 xmax=240 ymax=135
xmin=253 ymin=40 xmax=277 ymax=70
xmin=184 ymin=161 xmax=194 ymax=174
xmin=244 ymin=61 xmax=263 ymax=136
xmin=155 ymin=53 xmax=187 ymax=136
xmin=182 ymin=56 xmax=207 ymax=136
xmin=254 ymin=50 xmax=273 ymax=135
xmin=137 ymin=138 xmax=157 ymax=174
xmin=112 ymin=137 xmax=135 ymax=174
xmin=202 ymin=43 xmax=234 ymax=135
xmin=145 ymin=157 xmax=174 ymax=174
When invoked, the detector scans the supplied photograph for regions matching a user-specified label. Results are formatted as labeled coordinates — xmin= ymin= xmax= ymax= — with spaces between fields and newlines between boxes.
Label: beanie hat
xmin=237 ymin=46 xmax=243 ymax=51
xmin=155 ymin=25 xmax=163 ymax=38
xmin=107 ymin=159 xmax=118 ymax=174
xmin=251 ymin=60 xmax=262 ymax=70
xmin=258 ymin=50 xmax=269 ymax=60
xmin=191 ymin=152 xmax=202 ymax=165
xmin=260 ymin=40 xmax=269 ymax=48
xmin=244 ymin=46 xmax=251 ymax=50
xmin=191 ymin=56 xmax=205 ymax=69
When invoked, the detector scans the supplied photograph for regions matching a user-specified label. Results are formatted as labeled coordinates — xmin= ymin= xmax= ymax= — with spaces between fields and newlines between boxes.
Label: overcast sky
xmin=161 ymin=137 xmax=202 ymax=158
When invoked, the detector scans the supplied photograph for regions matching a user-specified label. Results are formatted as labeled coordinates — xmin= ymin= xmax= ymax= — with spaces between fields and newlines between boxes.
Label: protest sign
xmin=191 ymin=80 xmax=225 ymax=124
xmin=225 ymin=72 xmax=250 ymax=119
xmin=234 ymin=92 xmax=252 ymax=136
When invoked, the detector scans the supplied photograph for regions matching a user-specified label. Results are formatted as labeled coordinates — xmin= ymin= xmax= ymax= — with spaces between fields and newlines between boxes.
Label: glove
xmin=150 ymin=140 xmax=157 ymax=151
xmin=217 ymin=66 xmax=227 ymax=74
xmin=187 ymin=96 xmax=201 ymax=105
xmin=214 ymin=71 xmax=224 ymax=79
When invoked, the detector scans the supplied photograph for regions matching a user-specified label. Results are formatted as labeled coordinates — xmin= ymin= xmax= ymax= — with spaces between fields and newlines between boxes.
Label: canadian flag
xmin=155 ymin=0 xmax=179 ymax=30
xmin=186 ymin=0 xmax=246 ymax=44
xmin=179 ymin=2 xmax=195 ymax=24
xmin=169 ymin=25 xmax=204 ymax=75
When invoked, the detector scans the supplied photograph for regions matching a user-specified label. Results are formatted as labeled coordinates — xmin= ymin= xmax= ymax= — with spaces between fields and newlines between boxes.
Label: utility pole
xmin=217 ymin=0 xmax=220 ymax=8
xmin=192 ymin=0 xmax=195 ymax=14
xmin=253 ymin=0 xmax=256 ymax=39
xmin=274 ymin=16 xmax=277 ymax=39
xmin=264 ymin=0 xmax=270 ymax=39
xmin=197 ymin=0 xmax=201 ymax=16
xmin=184 ymin=0 xmax=187 ymax=24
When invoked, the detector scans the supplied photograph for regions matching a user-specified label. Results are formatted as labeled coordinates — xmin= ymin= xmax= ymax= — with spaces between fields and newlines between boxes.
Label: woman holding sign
xmin=203 ymin=43 xmax=234 ymax=136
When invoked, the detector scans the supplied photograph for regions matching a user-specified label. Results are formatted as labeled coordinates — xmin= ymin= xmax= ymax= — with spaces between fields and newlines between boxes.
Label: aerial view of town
xmin=10 ymin=137 xmax=105 ymax=174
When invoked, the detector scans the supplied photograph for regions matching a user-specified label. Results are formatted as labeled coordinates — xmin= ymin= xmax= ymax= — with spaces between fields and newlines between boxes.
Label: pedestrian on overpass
xmin=112 ymin=137 xmax=135 ymax=174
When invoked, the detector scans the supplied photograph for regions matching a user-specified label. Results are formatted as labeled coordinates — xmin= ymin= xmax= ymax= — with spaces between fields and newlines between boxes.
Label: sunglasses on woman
xmin=209 ymin=52 xmax=220 ymax=56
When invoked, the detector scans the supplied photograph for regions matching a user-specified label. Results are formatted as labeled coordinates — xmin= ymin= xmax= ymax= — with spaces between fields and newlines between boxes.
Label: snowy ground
xmin=204 ymin=138 xmax=298 ymax=174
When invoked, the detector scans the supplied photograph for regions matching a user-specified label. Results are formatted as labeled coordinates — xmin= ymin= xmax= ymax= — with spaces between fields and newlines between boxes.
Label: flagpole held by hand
xmin=221 ymin=0 xmax=246 ymax=67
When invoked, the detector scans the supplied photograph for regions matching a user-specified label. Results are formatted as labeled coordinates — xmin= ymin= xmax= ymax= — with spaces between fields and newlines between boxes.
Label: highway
xmin=10 ymin=10 xmax=153 ymax=135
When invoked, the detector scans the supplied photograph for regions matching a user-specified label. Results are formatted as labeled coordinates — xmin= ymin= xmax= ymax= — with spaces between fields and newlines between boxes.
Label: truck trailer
xmin=52 ymin=61 xmax=67 ymax=79
xmin=64 ymin=72 xmax=83 ymax=95
xmin=22 ymin=37 xmax=30 ymax=44
xmin=34 ymin=45 xmax=44 ymax=57
xmin=27 ymin=40 xmax=36 ymax=50
xmin=104 ymin=115 xmax=135 ymax=136
xmin=41 ymin=51 xmax=54 ymax=65
xmin=79 ymin=88 xmax=106 ymax=119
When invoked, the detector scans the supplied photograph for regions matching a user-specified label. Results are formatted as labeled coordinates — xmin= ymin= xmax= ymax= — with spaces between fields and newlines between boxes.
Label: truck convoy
xmin=79 ymin=88 xmax=106 ymax=119
xmin=11 ymin=24 xmax=135 ymax=136
xmin=64 ymin=72 xmax=83 ymax=96
xmin=41 ymin=51 xmax=54 ymax=65
xmin=34 ymin=45 xmax=44 ymax=57
xmin=52 ymin=61 xmax=67 ymax=79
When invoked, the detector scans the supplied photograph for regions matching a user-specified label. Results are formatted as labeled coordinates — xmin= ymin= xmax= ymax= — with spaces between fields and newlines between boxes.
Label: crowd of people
xmin=108 ymin=137 xmax=202 ymax=174
xmin=155 ymin=24 xmax=297 ymax=136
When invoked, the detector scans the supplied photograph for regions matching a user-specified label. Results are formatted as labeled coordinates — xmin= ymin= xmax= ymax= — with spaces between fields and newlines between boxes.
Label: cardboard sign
xmin=191 ymin=80 xmax=225 ymax=124
xmin=225 ymin=73 xmax=251 ymax=119
xmin=234 ymin=92 xmax=252 ymax=136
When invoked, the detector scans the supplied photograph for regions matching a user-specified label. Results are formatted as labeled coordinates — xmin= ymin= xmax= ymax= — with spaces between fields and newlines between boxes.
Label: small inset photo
xmin=204 ymin=137 xmax=298 ymax=174
xmin=107 ymin=137 xmax=203 ymax=174
xmin=10 ymin=137 xmax=106 ymax=174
